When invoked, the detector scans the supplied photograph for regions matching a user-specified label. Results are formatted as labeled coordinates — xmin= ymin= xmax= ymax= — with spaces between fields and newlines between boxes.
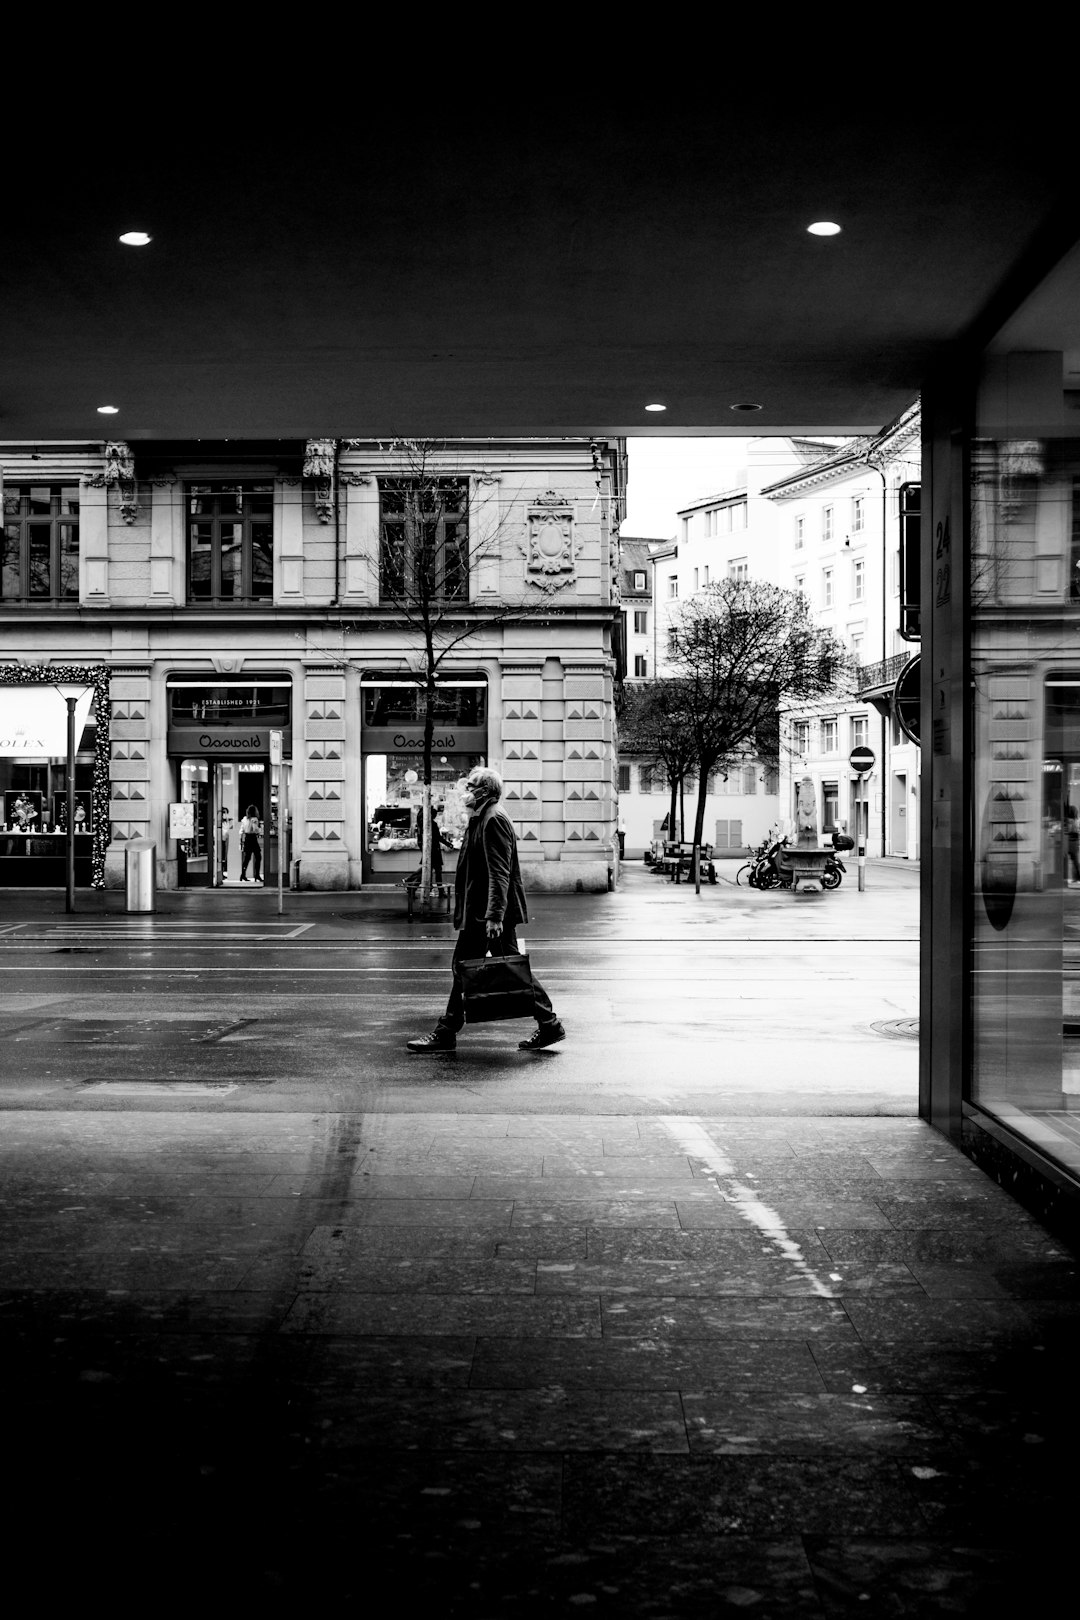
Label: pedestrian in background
xmin=407 ymin=766 xmax=564 ymax=1053
xmin=1067 ymin=804 xmax=1080 ymax=886
xmin=220 ymin=808 xmax=232 ymax=878
xmin=239 ymin=805 xmax=262 ymax=883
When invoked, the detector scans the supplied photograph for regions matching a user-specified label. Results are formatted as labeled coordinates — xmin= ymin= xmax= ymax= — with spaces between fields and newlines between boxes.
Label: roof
xmin=1 ymin=82 xmax=1076 ymax=441
xmin=760 ymin=402 xmax=922 ymax=498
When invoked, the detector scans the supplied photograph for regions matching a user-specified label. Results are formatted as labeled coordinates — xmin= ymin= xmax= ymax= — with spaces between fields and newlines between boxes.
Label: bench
xmin=655 ymin=842 xmax=718 ymax=884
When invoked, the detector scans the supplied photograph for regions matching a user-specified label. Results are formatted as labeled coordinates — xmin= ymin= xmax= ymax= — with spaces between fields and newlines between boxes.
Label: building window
xmin=633 ymin=570 xmax=646 ymax=590
xmin=379 ymin=477 xmax=469 ymax=604
xmin=853 ymin=558 xmax=865 ymax=601
xmin=851 ymin=714 xmax=868 ymax=749
xmin=634 ymin=654 xmax=648 ymax=677
xmin=823 ymin=505 xmax=834 ymax=541
xmin=705 ymin=510 xmax=716 ymax=536
xmin=852 ymin=496 xmax=865 ymax=533
xmin=667 ymin=576 xmax=679 ymax=598
xmin=633 ymin=609 xmax=648 ymax=633
xmin=639 ymin=763 xmax=658 ymax=793
xmin=617 ymin=764 xmax=631 ymax=792
xmin=693 ymin=567 xmax=699 ymax=590
xmin=795 ymin=573 xmax=806 ymax=596
xmin=2 ymin=484 xmax=80 ymax=601
xmin=729 ymin=558 xmax=749 ymax=582
xmin=821 ymin=718 xmax=838 ymax=752
xmin=703 ymin=565 xmax=710 ymax=586
xmin=794 ymin=515 xmax=805 ymax=550
xmin=188 ymin=482 xmax=274 ymax=604
xmin=793 ymin=720 xmax=810 ymax=755
xmin=731 ymin=502 xmax=746 ymax=529
xmin=851 ymin=630 xmax=864 ymax=658
xmin=822 ymin=781 xmax=840 ymax=832
xmin=823 ymin=567 xmax=834 ymax=607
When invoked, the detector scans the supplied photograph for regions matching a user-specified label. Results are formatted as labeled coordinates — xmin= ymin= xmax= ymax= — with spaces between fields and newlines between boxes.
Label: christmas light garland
xmin=0 ymin=664 xmax=111 ymax=888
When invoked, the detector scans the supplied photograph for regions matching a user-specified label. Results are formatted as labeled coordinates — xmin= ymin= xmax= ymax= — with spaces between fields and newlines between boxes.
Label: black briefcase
xmin=458 ymin=949 xmax=537 ymax=1023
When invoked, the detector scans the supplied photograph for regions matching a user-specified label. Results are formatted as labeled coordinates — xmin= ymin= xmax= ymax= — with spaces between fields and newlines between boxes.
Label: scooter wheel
xmin=822 ymin=868 xmax=842 ymax=889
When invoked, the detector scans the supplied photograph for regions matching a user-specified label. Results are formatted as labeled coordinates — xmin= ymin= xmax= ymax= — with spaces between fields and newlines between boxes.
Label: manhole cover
xmin=870 ymin=1018 xmax=920 ymax=1040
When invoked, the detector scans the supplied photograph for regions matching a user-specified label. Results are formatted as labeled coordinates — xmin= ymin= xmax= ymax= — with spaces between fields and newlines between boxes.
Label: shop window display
xmin=970 ymin=250 xmax=1080 ymax=1177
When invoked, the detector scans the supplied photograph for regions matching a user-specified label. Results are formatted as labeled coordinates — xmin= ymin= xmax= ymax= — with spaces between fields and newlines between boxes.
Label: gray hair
xmin=467 ymin=766 xmax=503 ymax=800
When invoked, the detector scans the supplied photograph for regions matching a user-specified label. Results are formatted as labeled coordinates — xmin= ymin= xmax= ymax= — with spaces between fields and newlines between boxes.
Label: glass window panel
xmin=189 ymin=524 xmax=213 ymax=598
xmin=3 ymin=491 xmax=20 ymax=517
xmin=28 ymin=487 xmax=52 ymax=515
xmin=60 ymin=488 xmax=80 ymax=516
xmin=2 ymin=522 xmax=22 ymax=597
xmin=59 ymin=524 xmax=79 ymax=597
xmin=27 ymin=526 xmax=51 ymax=595
xmin=250 ymin=524 xmax=273 ymax=596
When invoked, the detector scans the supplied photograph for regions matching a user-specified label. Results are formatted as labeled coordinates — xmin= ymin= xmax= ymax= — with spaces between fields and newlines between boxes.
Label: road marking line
xmin=659 ymin=1119 xmax=835 ymax=1299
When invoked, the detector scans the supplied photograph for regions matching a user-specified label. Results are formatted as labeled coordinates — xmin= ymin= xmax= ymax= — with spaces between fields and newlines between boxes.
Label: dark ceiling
xmin=2 ymin=91 xmax=1077 ymax=444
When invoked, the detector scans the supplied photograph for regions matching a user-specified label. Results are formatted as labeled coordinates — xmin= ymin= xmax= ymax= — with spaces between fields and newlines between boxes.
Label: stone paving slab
xmin=2 ymin=1105 xmax=1078 ymax=1614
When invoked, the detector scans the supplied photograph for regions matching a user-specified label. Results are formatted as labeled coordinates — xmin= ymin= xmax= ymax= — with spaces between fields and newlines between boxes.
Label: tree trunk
xmin=420 ymin=664 xmax=436 ymax=909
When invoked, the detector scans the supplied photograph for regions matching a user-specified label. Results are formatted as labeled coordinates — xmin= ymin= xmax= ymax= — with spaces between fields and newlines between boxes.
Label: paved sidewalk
xmin=3 ymin=1104 xmax=1077 ymax=1614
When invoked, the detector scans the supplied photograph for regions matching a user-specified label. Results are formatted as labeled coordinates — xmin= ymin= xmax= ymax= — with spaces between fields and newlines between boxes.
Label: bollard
xmin=125 ymin=839 xmax=156 ymax=913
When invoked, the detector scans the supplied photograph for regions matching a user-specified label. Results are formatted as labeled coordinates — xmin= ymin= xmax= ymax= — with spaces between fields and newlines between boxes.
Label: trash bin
xmin=125 ymin=838 xmax=156 ymax=913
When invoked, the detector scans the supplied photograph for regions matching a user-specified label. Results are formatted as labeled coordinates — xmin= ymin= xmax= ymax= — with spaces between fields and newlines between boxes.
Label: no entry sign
xmin=849 ymin=745 xmax=876 ymax=774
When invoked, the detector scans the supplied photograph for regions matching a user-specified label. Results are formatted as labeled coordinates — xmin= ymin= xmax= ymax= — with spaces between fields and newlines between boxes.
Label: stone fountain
xmin=780 ymin=776 xmax=830 ymax=893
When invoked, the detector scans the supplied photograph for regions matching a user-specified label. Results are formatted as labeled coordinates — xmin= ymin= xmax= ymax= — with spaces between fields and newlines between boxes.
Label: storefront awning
xmin=0 ymin=685 xmax=95 ymax=758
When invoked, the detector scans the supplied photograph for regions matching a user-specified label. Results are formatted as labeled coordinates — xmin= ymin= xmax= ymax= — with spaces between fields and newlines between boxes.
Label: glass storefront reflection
xmin=971 ymin=297 xmax=1080 ymax=1173
xmin=363 ymin=753 xmax=484 ymax=879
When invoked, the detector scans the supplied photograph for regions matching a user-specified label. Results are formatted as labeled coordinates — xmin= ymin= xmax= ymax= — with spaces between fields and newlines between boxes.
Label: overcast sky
xmin=621 ymin=438 xmax=753 ymax=540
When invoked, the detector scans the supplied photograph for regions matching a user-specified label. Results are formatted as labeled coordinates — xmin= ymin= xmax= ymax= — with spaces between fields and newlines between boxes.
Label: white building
xmin=617 ymin=417 xmax=921 ymax=860
xmin=762 ymin=404 xmax=921 ymax=857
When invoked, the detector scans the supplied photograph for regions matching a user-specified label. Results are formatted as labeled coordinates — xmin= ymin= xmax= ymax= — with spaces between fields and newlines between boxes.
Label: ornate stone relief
xmin=303 ymin=439 xmax=337 ymax=524
xmin=522 ymin=490 xmax=581 ymax=590
xmin=85 ymin=440 xmax=138 ymax=524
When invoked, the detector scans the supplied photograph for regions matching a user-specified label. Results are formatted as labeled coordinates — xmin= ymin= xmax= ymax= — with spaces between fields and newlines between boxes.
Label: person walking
xmin=1067 ymin=804 xmax=1080 ymax=886
xmin=239 ymin=804 xmax=262 ymax=883
xmin=406 ymin=766 xmax=565 ymax=1053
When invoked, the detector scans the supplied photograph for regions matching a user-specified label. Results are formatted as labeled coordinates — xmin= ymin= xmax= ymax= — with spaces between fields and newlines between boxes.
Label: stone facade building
xmin=0 ymin=437 xmax=625 ymax=893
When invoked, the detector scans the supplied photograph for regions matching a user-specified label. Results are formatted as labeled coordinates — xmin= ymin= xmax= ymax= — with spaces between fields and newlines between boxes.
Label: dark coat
xmin=454 ymin=802 xmax=528 ymax=930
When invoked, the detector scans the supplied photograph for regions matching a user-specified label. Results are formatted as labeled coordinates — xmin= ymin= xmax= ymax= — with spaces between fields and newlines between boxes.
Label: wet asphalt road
xmin=0 ymin=861 xmax=919 ymax=1115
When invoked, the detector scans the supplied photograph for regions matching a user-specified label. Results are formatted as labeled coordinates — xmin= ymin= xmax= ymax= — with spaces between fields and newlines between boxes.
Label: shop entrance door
xmin=177 ymin=759 xmax=279 ymax=888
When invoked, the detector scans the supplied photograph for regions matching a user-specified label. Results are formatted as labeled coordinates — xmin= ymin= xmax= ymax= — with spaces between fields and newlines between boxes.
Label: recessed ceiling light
xmin=96 ymin=405 xmax=120 ymax=415
xmin=644 ymin=402 xmax=667 ymax=412
xmin=730 ymin=403 xmax=763 ymax=413
xmin=118 ymin=231 xmax=152 ymax=246
xmin=807 ymin=221 xmax=842 ymax=236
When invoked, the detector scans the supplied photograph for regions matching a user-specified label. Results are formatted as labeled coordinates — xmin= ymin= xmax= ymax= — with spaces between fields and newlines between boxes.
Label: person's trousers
xmin=241 ymin=834 xmax=261 ymax=881
xmin=435 ymin=921 xmax=556 ymax=1033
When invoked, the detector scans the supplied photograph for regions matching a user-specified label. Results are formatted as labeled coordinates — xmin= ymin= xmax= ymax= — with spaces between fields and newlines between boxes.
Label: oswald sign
xmin=361 ymin=725 xmax=486 ymax=754
xmin=166 ymin=727 xmax=292 ymax=757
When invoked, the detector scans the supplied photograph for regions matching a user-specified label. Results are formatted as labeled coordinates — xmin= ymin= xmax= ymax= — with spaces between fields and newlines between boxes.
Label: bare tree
xmin=667 ymin=578 xmax=853 ymax=866
xmin=616 ymin=678 xmax=698 ymax=843
xmin=363 ymin=440 xmax=566 ymax=905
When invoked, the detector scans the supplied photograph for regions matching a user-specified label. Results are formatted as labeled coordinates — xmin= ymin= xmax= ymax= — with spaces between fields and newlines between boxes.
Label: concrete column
xmin=105 ymin=668 xmax=153 ymax=888
xmin=299 ymin=667 xmax=348 ymax=888
xmin=501 ymin=663 xmax=544 ymax=871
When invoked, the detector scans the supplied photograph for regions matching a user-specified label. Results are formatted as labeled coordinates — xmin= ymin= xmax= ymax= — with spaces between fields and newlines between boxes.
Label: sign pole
xmin=270 ymin=730 xmax=284 ymax=915
xmin=65 ymin=695 xmax=77 ymax=914
xmin=848 ymin=745 xmax=876 ymax=892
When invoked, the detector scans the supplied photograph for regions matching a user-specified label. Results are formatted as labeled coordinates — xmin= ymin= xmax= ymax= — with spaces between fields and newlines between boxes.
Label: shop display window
xmin=970 ymin=245 xmax=1080 ymax=1176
